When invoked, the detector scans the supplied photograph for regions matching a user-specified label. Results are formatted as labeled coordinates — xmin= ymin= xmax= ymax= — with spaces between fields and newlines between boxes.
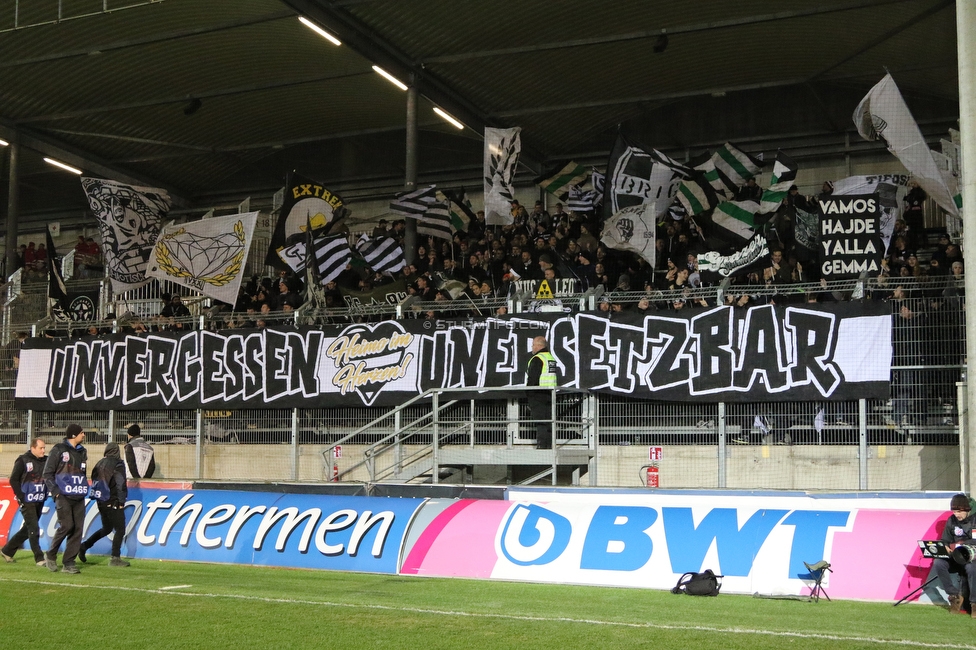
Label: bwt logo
xmin=499 ymin=503 xmax=851 ymax=578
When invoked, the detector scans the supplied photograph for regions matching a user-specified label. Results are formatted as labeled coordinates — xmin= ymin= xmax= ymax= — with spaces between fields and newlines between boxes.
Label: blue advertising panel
xmin=17 ymin=486 xmax=424 ymax=574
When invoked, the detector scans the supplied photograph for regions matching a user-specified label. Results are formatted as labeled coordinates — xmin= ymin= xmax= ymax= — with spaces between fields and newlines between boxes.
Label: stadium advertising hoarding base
xmin=401 ymin=490 xmax=953 ymax=603
xmin=0 ymin=482 xmax=954 ymax=603
xmin=0 ymin=482 xmax=422 ymax=574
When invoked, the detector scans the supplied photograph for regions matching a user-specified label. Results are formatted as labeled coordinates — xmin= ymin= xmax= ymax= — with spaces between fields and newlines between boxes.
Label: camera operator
xmin=934 ymin=493 xmax=976 ymax=615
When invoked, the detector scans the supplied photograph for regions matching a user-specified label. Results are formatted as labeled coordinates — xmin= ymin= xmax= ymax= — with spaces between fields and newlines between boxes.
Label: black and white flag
xmin=312 ymin=234 xmax=352 ymax=285
xmin=80 ymin=177 xmax=170 ymax=294
xmin=603 ymin=134 xmax=690 ymax=221
xmin=46 ymin=228 xmax=70 ymax=322
xmin=484 ymin=126 xmax=522 ymax=225
xmin=417 ymin=201 xmax=454 ymax=241
xmin=358 ymin=235 xmax=405 ymax=274
xmin=266 ymin=173 xmax=347 ymax=271
xmin=390 ymin=185 xmax=437 ymax=218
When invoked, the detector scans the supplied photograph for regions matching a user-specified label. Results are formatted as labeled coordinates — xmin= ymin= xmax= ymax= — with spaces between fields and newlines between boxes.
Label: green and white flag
xmin=758 ymin=151 xmax=798 ymax=214
xmin=676 ymin=174 xmax=718 ymax=216
xmin=712 ymin=142 xmax=764 ymax=187
xmin=536 ymin=161 xmax=589 ymax=201
xmin=713 ymin=200 xmax=760 ymax=245
xmin=694 ymin=155 xmax=737 ymax=198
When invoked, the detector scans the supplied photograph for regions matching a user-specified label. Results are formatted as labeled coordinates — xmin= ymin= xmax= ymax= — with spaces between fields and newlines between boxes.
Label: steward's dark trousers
xmin=528 ymin=396 xmax=552 ymax=449
xmin=82 ymin=503 xmax=126 ymax=557
xmin=1 ymin=502 xmax=44 ymax=562
xmin=47 ymin=497 xmax=86 ymax=565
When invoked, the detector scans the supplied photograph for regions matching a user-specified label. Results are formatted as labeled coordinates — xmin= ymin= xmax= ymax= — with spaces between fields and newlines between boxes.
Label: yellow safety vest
xmin=528 ymin=351 xmax=557 ymax=387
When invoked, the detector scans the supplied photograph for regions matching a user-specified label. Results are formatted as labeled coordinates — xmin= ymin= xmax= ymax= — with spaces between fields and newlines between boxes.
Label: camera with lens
xmin=951 ymin=544 xmax=976 ymax=564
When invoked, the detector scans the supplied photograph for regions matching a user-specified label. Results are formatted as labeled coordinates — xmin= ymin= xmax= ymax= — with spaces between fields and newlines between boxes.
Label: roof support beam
xmin=489 ymin=61 xmax=956 ymax=119
xmin=16 ymin=71 xmax=370 ymax=125
xmin=811 ymin=0 xmax=954 ymax=79
xmin=420 ymin=0 xmax=912 ymax=65
xmin=280 ymin=0 xmax=544 ymax=173
xmin=0 ymin=10 xmax=294 ymax=70
xmin=0 ymin=121 xmax=189 ymax=206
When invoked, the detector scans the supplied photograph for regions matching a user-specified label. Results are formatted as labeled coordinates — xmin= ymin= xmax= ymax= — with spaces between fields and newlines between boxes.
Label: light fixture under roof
xmin=433 ymin=107 xmax=464 ymax=130
xmin=372 ymin=65 xmax=408 ymax=91
xmin=299 ymin=16 xmax=341 ymax=46
xmin=0 ymin=138 xmax=8 ymax=146
xmin=43 ymin=157 xmax=82 ymax=175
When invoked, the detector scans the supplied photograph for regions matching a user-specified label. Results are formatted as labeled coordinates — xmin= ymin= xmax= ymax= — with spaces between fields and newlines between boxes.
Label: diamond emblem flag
xmin=147 ymin=211 xmax=258 ymax=305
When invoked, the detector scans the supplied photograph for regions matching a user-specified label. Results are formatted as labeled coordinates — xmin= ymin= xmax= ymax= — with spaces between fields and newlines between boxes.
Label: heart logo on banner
xmin=326 ymin=321 xmax=415 ymax=406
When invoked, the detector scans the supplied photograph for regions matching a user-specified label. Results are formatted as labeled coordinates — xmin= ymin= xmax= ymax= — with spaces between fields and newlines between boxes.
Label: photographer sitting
xmin=934 ymin=493 xmax=976 ymax=615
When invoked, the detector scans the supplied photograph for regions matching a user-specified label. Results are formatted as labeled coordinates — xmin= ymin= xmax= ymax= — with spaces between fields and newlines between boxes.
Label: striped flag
xmin=676 ymin=174 xmax=719 ymax=216
xmin=417 ymin=201 xmax=453 ymax=240
xmin=390 ymin=185 xmax=437 ymax=217
xmin=311 ymin=234 xmax=352 ymax=285
xmin=712 ymin=200 xmax=761 ymax=245
xmin=590 ymin=168 xmax=605 ymax=210
xmin=536 ymin=161 xmax=589 ymax=201
xmin=694 ymin=155 xmax=738 ymax=199
xmin=758 ymin=151 xmax=799 ymax=214
xmin=712 ymin=142 xmax=764 ymax=187
xmin=357 ymin=235 xmax=405 ymax=274
xmin=567 ymin=185 xmax=600 ymax=214
xmin=440 ymin=189 xmax=475 ymax=233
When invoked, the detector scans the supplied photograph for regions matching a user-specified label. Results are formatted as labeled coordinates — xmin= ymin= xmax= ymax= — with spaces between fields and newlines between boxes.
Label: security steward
xmin=79 ymin=442 xmax=129 ymax=567
xmin=42 ymin=423 xmax=89 ymax=574
xmin=1 ymin=438 xmax=48 ymax=565
xmin=933 ymin=493 xmax=976 ymax=616
xmin=526 ymin=336 xmax=557 ymax=449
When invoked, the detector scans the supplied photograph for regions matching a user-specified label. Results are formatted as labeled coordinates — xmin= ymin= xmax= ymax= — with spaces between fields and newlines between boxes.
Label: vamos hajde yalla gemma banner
xmin=818 ymin=194 xmax=886 ymax=279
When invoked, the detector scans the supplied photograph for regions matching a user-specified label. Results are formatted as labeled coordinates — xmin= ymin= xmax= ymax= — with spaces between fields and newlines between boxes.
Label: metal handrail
xmin=326 ymin=386 xmax=589 ymax=482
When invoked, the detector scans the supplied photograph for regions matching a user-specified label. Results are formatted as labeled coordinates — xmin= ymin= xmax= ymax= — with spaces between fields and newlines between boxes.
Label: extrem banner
xmin=15 ymin=302 xmax=891 ymax=409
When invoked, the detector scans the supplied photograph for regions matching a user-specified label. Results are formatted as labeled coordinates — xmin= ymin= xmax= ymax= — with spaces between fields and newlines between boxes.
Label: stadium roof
xmin=0 ymin=0 xmax=960 ymax=227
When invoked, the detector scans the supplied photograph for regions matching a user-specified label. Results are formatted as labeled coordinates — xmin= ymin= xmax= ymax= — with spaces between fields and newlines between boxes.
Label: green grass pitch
xmin=0 ymin=550 xmax=969 ymax=649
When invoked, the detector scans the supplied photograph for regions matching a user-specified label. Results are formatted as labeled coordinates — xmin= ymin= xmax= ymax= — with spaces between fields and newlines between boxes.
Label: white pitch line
xmin=1 ymin=577 xmax=969 ymax=649
xmin=158 ymin=584 xmax=192 ymax=591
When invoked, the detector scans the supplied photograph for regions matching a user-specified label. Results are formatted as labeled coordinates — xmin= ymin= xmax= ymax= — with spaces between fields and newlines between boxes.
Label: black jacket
xmin=42 ymin=438 xmax=88 ymax=501
xmin=90 ymin=455 xmax=127 ymax=507
xmin=10 ymin=450 xmax=48 ymax=505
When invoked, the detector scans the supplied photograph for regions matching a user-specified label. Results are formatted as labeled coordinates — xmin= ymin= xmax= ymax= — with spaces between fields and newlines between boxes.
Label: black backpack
xmin=671 ymin=570 xmax=723 ymax=596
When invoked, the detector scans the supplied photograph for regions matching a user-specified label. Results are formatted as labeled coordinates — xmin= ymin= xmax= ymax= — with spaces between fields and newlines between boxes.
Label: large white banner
xmin=147 ymin=211 xmax=258 ymax=305
xmin=854 ymin=74 xmax=959 ymax=216
xmin=483 ymin=127 xmax=522 ymax=225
